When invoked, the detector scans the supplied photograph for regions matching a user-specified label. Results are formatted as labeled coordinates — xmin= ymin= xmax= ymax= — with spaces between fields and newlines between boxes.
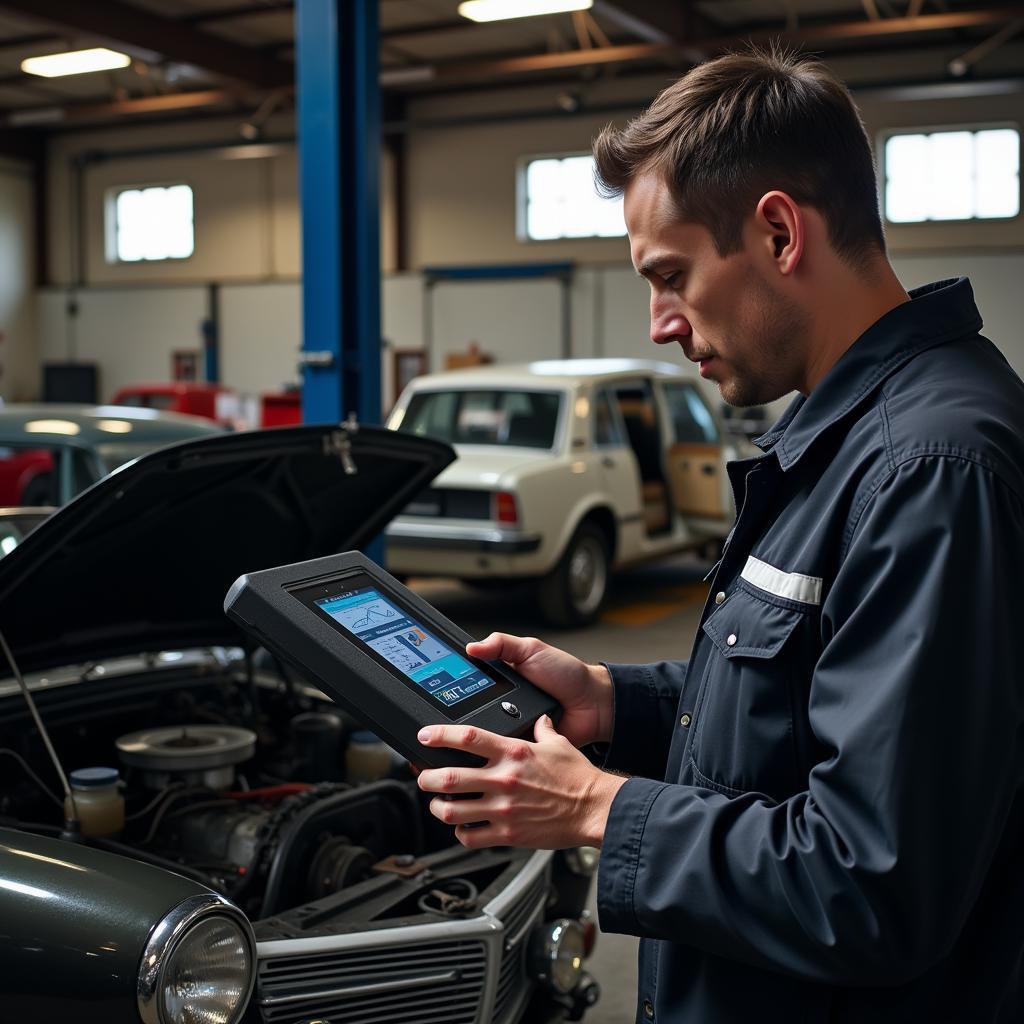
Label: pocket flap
xmin=703 ymin=587 xmax=805 ymax=659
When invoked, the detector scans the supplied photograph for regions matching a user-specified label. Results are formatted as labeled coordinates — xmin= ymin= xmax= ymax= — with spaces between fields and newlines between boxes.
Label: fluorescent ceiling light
xmin=22 ymin=47 xmax=131 ymax=79
xmin=459 ymin=0 xmax=593 ymax=23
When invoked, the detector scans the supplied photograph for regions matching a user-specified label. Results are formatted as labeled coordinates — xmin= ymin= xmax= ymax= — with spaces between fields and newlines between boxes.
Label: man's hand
xmin=466 ymin=633 xmax=613 ymax=749
xmin=416 ymin=715 xmax=627 ymax=850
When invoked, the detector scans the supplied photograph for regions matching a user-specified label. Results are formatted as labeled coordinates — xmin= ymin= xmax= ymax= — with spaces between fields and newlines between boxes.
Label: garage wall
xmin=0 ymin=157 xmax=36 ymax=402
xmin=37 ymin=286 xmax=208 ymax=398
xmin=44 ymin=111 xmax=397 ymax=286
xmin=30 ymin=52 xmax=1024 ymax=410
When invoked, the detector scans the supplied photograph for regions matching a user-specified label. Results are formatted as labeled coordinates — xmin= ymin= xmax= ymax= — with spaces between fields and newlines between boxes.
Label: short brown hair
xmin=593 ymin=46 xmax=885 ymax=267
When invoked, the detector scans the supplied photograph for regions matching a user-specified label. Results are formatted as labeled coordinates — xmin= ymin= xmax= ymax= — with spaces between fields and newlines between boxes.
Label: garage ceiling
xmin=0 ymin=1 xmax=1021 ymax=132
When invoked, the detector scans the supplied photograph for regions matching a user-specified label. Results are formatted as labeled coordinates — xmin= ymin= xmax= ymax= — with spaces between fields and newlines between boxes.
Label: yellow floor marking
xmin=600 ymin=583 xmax=709 ymax=627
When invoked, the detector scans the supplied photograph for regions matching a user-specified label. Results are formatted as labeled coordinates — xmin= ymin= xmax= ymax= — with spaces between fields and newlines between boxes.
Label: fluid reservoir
xmin=345 ymin=731 xmax=392 ymax=784
xmin=65 ymin=767 xmax=125 ymax=838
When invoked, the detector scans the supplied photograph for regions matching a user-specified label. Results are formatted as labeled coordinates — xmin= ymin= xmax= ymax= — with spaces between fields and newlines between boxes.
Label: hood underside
xmin=0 ymin=425 xmax=454 ymax=675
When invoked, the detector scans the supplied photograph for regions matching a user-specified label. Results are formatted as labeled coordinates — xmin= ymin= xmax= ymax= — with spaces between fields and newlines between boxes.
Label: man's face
xmin=624 ymin=173 xmax=807 ymax=406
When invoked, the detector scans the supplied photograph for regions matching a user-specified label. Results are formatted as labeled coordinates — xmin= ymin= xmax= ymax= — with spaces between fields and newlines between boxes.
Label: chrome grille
xmin=493 ymin=873 xmax=549 ymax=1023
xmin=257 ymin=940 xmax=487 ymax=1024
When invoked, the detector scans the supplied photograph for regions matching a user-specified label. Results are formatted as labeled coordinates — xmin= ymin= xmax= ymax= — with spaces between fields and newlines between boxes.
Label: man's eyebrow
xmin=636 ymin=255 xmax=683 ymax=278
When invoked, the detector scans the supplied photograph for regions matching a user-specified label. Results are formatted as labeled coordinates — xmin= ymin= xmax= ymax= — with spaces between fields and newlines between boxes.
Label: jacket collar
xmin=753 ymin=277 xmax=983 ymax=470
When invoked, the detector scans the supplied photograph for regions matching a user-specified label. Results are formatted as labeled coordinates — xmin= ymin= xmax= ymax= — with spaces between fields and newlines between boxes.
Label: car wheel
xmin=537 ymin=522 xmax=610 ymax=627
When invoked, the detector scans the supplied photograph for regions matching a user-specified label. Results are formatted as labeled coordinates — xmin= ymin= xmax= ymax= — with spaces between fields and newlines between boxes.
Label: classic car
xmin=0 ymin=405 xmax=223 ymax=507
xmin=386 ymin=358 xmax=755 ymax=625
xmin=0 ymin=423 xmax=600 ymax=1024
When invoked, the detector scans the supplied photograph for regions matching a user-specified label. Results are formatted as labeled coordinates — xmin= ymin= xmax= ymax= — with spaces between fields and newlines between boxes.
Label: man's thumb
xmin=533 ymin=714 xmax=555 ymax=740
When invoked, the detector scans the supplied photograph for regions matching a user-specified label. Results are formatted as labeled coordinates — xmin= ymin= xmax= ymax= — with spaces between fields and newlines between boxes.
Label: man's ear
xmin=755 ymin=191 xmax=804 ymax=276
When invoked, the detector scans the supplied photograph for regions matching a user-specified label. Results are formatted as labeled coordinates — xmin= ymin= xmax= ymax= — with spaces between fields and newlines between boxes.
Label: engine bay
xmin=0 ymin=657 xmax=537 ymax=928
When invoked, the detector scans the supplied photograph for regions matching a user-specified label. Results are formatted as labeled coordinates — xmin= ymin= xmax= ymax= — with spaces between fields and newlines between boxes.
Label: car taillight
xmin=493 ymin=491 xmax=518 ymax=524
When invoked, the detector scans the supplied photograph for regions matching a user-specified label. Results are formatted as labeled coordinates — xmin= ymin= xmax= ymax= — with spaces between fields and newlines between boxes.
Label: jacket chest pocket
xmin=691 ymin=584 xmax=815 ymax=801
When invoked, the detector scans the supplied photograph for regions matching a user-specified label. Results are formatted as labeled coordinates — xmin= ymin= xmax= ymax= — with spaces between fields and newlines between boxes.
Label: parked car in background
xmin=111 ymin=381 xmax=237 ymax=425
xmin=0 ymin=425 xmax=600 ymax=1024
xmin=386 ymin=358 xmax=756 ymax=626
xmin=0 ymin=405 xmax=223 ymax=506
xmin=0 ymin=506 xmax=52 ymax=557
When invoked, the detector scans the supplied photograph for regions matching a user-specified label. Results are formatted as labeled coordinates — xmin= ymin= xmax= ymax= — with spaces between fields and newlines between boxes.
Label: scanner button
xmin=501 ymin=701 xmax=521 ymax=718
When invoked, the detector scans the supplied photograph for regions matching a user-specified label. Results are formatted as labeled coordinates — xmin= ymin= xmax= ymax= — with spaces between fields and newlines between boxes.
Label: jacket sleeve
xmin=601 ymin=660 xmax=688 ymax=779
xmin=598 ymin=454 xmax=1024 ymax=984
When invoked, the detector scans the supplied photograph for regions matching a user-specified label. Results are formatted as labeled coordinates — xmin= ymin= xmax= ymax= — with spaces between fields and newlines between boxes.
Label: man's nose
xmin=650 ymin=305 xmax=692 ymax=345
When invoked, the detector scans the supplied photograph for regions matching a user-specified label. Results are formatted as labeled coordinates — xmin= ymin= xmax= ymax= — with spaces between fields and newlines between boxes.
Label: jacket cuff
xmin=596 ymin=776 xmax=668 ymax=936
xmin=601 ymin=662 xmax=676 ymax=778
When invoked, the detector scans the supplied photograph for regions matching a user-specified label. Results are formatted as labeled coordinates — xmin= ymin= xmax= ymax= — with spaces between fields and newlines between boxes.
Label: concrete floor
xmin=410 ymin=552 xmax=712 ymax=1024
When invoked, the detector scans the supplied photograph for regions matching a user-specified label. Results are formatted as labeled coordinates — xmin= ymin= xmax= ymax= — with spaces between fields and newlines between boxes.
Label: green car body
xmin=0 ymin=827 xmax=253 ymax=1023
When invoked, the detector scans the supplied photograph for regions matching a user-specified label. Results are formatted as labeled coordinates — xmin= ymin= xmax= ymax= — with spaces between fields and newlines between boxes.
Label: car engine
xmin=0 ymin=659 xmax=587 ymax=918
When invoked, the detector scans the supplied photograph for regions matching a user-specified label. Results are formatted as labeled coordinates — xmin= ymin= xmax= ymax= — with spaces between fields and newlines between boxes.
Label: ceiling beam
xmin=381 ymin=18 xmax=469 ymax=40
xmin=2 ymin=88 xmax=242 ymax=128
xmin=431 ymin=42 xmax=679 ymax=81
xmin=591 ymin=1 xmax=685 ymax=44
xmin=376 ymin=6 xmax=1024 ymax=88
xmin=715 ymin=5 xmax=1024 ymax=47
xmin=181 ymin=3 xmax=294 ymax=27
xmin=0 ymin=0 xmax=293 ymax=88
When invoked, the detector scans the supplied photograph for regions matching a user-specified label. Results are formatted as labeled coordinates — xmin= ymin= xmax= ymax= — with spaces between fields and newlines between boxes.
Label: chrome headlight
xmin=529 ymin=918 xmax=586 ymax=995
xmin=138 ymin=894 xmax=255 ymax=1024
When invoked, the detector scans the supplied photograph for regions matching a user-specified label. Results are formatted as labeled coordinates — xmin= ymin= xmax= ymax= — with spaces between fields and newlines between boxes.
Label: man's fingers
xmin=417 ymin=723 xmax=508 ymax=760
xmin=428 ymin=795 xmax=504 ymax=825
xmin=466 ymin=631 xmax=543 ymax=667
xmin=454 ymin=823 xmax=506 ymax=849
xmin=417 ymin=765 xmax=490 ymax=794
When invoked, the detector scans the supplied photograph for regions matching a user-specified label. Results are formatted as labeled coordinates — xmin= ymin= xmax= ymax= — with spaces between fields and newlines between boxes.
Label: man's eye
xmin=663 ymin=272 xmax=682 ymax=288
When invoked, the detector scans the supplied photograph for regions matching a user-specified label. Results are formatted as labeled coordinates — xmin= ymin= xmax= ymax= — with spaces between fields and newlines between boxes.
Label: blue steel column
xmin=296 ymin=0 xmax=381 ymax=426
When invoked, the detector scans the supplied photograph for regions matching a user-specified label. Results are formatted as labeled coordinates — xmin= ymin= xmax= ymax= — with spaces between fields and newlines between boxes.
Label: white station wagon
xmin=385 ymin=359 xmax=755 ymax=625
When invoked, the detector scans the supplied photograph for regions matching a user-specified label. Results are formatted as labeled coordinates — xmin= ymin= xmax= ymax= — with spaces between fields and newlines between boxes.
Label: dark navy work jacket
xmin=597 ymin=279 xmax=1024 ymax=1023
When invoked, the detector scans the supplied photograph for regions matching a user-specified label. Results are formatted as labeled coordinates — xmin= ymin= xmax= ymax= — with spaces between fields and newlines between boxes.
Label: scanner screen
xmin=316 ymin=586 xmax=496 ymax=708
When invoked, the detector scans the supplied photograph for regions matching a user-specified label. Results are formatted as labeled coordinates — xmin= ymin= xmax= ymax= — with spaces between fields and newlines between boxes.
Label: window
xmin=663 ymin=383 xmax=719 ymax=444
xmin=0 ymin=444 xmax=97 ymax=506
xmin=399 ymin=390 xmax=563 ymax=449
xmin=107 ymin=184 xmax=194 ymax=262
xmin=520 ymin=153 xmax=626 ymax=240
xmin=883 ymin=126 xmax=1020 ymax=223
xmin=593 ymin=391 xmax=625 ymax=447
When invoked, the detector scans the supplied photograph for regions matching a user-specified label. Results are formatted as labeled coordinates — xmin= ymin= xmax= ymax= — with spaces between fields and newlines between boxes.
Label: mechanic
xmin=416 ymin=47 xmax=1023 ymax=1022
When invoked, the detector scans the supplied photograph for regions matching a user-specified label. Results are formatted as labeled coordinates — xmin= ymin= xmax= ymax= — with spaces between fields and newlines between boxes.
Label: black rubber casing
xmin=224 ymin=551 xmax=561 ymax=768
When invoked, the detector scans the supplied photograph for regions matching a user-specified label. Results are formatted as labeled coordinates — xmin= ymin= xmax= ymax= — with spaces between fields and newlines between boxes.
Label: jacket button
xmin=726 ymin=633 xmax=737 ymax=646
xmin=642 ymin=998 xmax=654 ymax=1019
xmin=680 ymin=713 xmax=691 ymax=727
xmin=714 ymin=591 xmax=726 ymax=605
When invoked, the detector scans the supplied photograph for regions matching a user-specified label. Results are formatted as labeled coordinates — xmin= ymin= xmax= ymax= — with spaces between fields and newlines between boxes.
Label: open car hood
xmin=0 ymin=424 xmax=454 ymax=674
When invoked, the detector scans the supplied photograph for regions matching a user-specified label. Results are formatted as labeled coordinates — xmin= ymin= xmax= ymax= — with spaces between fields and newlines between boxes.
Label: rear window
xmin=399 ymin=390 xmax=562 ymax=449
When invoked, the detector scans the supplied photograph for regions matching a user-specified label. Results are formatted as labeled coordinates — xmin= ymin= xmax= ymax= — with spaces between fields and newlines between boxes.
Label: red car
xmin=0 ymin=448 xmax=54 ymax=506
xmin=111 ymin=383 xmax=235 ymax=425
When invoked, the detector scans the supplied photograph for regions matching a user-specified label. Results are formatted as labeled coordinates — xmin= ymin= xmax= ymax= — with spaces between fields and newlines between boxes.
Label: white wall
xmin=220 ymin=282 xmax=302 ymax=396
xmin=0 ymin=158 xmax=36 ymax=402
xmin=37 ymin=286 xmax=207 ymax=398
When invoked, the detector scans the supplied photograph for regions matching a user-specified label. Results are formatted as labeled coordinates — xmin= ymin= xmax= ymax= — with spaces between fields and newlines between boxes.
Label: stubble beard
xmin=717 ymin=281 xmax=809 ymax=408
